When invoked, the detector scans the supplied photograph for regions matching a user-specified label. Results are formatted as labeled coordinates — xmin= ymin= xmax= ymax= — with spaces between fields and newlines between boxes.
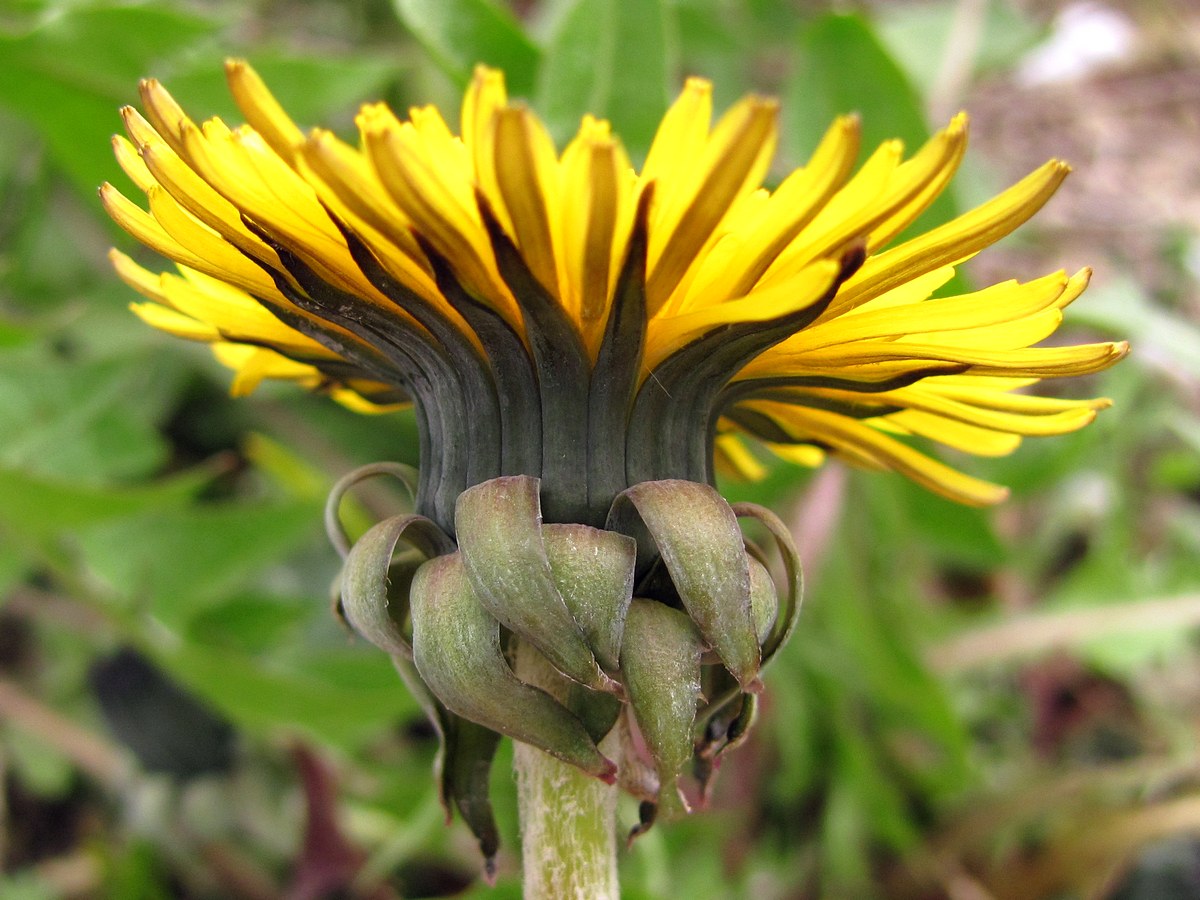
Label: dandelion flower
xmin=104 ymin=61 xmax=1127 ymax=871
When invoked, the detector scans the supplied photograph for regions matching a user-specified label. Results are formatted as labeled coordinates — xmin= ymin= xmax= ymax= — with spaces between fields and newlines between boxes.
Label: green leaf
xmin=0 ymin=466 xmax=210 ymax=538
xmin=0 ymin=348 xmax=186 ymax=484
xmin=0 ymin=319 xmax=37 ymax=349
xmin=783 ymin=12 xmax=961 ymax=238
xmin=77 ymin=500 xmax=323 ymax=626
xmin=782 ymin=12 xmax=960 ymax=286
xmin=0 ymin=539 xmax=30 ymax=597
xmin=277 ymin=396 xmax=422 ymax=471
xmin=0 ymin=3 xmax=216 ymax=194
xmin=0 ymin=189 xmax=111 ymax=307
xmin=1074 ymin=274 xmax=1200 ymax=379
xmin=1082 ymin=623 xmax=1195 ymax=677
xmin=785 ymin=12 xmax=929 ymax=160
xmin=455 ymin=881 xmax=523 ymax=900
xmin=5 ymin=728 xmax=75 ymax=797
xmin=0 ymin=871 xmax=58 ymax=900
xmin=535 ymin=0 xmax=674 ymax=156
xmin=183 ymin=593 xmax=310 ymax=654
xmin=101 ymin=840 xmax=171 ymax=900
xmin=155 ymin=641 xmax=417 ymax=747
xmin=393 ymin=656 xmax=503 ymax=869
xmin=831 ymin=713 xmax=918 ymax=851
xmin=820 ymin=775 xmax=873 ymax=890
xmin=392 ymin=0 xmax=540 ymax=97
xmin=242 ymin=432 xmax=329 ymax=501
xmin=0 ymin=5 xmax=403 ymax=200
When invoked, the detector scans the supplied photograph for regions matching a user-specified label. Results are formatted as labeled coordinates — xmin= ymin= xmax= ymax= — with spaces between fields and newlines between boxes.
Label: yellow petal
xmin=696 ymin=114 xmax=861 ymax=304
xmin=144 ymin=184 xmax=280 ymax=297
xmin=641 ymin=77 xmax=713 ymax=195
xmin=755 ymin=403 xmax=1010 ymax=505
xmin=925 ymin=381 xmax=1111 ymax=415
xmin=224 ymin=58 xmax=305 ymax=164
xmin=212 ymin=343 xmax=322 ymax=395
xmin=764 ymin=442 xmax=826 ymax=468
xmin=111 ymin=134 xmax=156 ymax=192
xmin=109 ymin=249 xmax=168 ymax=303
xmin=361 ymin=116 xmax=515 ymax=321
xmin=713 ymin=433 xmax=769 ymax=480
xmin=493 ymin=106 xmax=561 ymax=297
xmin=645 ymin=260 xmax=839 ymax=370
xmin=296 ymin=128 xmax=433 ymax=293
xmin=906 ymin=308 xmax=1065 ymax=351
xmin=756 ymin=138 xmax=902 ymax=292
xmin=647 ymin=95 xmax=779 ymax=314
xmin=130 ymin=301 xmax=219 ymax=341
xmin=120 ymin=105 xmax=164 ymax=150
xmin=735 ymin=354 xmax=968 ymax=386
xmin=160 ymin=270 xmax=328 ymax=354
xmin=558 ymin=116 xmax=634 ymax=341
xmin=330 ymin=387 xmax=407 ymax=414
xmin=179 ymin=120 xmax=383 ymax=302
xmin=879 ymin=409 xmax=1024 ymax=457
xmin=139 ymin=137 xmax=279 ymax=269
xmin=137 ymin=79 xmax=197 ymax=158
xmin=824 ymin=160 xmax=1071 ymax=321
xmin=882 ymin=386 xmax=1100 ymax=436
xmin=788 ymin=271 xmax=1071 ymax=352
xmin=100 ymin=182 xmax=210 ymax=271
xmin=789 ymin=338 xmax=1125 ymax=377
xmin=461 ymin=65 xmax=508 ymax=222
xmin=866 ymin=113 xmax=969 ymax=250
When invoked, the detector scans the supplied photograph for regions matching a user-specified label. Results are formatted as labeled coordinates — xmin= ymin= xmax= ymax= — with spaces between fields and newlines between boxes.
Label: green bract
xmin=328 ymin=470 xmax=802 ymax=871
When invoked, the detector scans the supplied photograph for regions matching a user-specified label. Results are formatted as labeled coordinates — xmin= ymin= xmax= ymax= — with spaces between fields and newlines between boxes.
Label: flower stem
xmin=513 ymin=641 xmax=620 ymax=900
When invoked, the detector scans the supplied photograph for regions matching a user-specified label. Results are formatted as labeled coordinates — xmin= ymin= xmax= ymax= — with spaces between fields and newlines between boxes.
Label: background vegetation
xmin=1 ymin=0 xmax=1198 ymax=896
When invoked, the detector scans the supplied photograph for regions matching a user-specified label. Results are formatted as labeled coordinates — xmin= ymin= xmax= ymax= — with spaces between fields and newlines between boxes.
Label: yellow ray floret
xmin=105 ymin=60 xmax=1127 ymax=507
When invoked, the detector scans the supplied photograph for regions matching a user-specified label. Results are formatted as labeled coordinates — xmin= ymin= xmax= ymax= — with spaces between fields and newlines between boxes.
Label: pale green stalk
xmin=513 ymin=641 xmax=620 ymax=900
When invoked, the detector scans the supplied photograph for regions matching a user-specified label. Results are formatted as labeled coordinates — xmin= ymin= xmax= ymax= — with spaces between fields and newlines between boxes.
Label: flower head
xmin=105 ymin=61 xmax=1125 ymax=523
xmin=104 ymin=61 xmax=1126 ymax=866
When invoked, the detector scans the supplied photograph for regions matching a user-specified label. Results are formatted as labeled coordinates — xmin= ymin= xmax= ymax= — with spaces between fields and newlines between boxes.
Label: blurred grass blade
xmin=929 ymin=594 xmax=1200 ymax=673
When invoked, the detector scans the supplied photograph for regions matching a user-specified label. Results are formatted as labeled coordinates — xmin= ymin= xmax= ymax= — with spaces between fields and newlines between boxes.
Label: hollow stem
xmin=513 ymin=641 xmax=620 ymax=900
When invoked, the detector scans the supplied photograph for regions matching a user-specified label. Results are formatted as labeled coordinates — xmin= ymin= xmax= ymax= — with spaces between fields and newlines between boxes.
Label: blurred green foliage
xmin=0 ymin=0 xmax=1197 ymax=897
